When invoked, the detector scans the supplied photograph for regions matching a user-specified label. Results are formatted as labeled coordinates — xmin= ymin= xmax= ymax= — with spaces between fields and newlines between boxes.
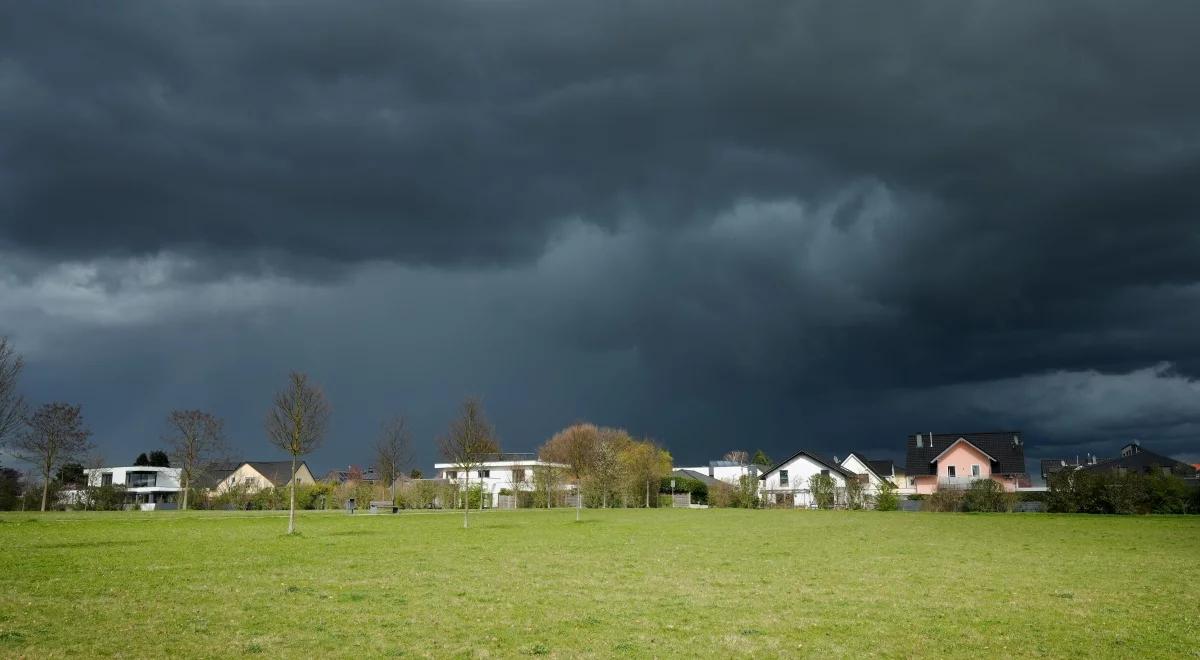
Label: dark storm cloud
xmin=2 ymin=2 xmax=1200 ymax=468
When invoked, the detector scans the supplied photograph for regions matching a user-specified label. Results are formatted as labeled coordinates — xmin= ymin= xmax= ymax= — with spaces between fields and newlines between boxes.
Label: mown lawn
xmin=0 ymin=508 xmax=1197 ymax=658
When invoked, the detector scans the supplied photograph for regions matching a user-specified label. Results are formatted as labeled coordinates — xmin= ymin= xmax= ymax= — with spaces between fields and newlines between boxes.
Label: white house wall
xmin=839 ymin=455 xmax=886 ymax=490
xmin=761 ymin=455 xmax=848 ymax=492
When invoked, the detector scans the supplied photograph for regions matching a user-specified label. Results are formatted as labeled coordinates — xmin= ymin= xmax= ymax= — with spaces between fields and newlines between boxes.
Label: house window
xmin=779 ymin=470 xmax=789 ymax=487
xmin=478 ymin=469 xmax=490 ymax=478
xmin=820 ymin=469 xmax=830 ymax=477
xmin=101 ymin=473 xmax=113 ymax=487
xmin=947 ymin=466 xmax=957 ymax=478
xmin=971 ymin=465 xmax=981 ymax=477
xmin=446 ymin=471 xmax=457 ymax=479
xmin=513 ymin=468 xmax=526 ymax=482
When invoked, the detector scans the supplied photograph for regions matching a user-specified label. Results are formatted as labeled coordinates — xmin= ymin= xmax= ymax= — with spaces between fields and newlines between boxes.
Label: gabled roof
xmin=672 ymin=469 xmax=722 ymax=487
xmin=929 ymin=438 xmax=998 ymax=464
xmin=245 ymin=461 xmax=310 ymax=486
xmin=867 ymin=459 xmax=898 ymax=477
xmin=905 ymin=432 xmax=1027 ymax=476
xmin=842 ymin=452 xmax=893 ymax=483
xmin=759 ymin=449 xmax=854 ymax=480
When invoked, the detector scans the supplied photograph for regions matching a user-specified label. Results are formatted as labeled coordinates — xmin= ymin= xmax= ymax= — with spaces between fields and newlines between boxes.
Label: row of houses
xmin=82 ymin=461 xmax=319 ymax=510
xmin=682 ymin=432 xmax=1196 ymax=508
xmin=79 ymin=432 xmax=1197 ymax=510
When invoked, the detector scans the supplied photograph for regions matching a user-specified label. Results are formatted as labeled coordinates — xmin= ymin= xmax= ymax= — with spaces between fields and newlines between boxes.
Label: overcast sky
xmin=2 ymin=2 xmax=1199 ymax=475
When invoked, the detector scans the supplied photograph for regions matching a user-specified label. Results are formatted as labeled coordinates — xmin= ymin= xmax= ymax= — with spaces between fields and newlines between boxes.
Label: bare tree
xmin=265 ymin=372 xmax=331 ymax=534
xmin=0 ymin=337 xmax=27 ymax=448
xmin=165 ymin=409 xmax=227 ymax=511
xmin=540 ymin=423 xmax=600 ymax=521
xmin=438 ymin=398 xmax=499 ymax=528
xmin=375 ymin=415 xmax=413 ymax=503
xmin=14 ymin=403 xmax=93 ymax=511
xmin=723 ymin=450 xmax=749 ymax=465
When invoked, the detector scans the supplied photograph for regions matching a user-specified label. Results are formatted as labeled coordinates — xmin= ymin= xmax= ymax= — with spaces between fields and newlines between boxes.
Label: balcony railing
xmin=937 ymin=475 xmax=990 ymax=488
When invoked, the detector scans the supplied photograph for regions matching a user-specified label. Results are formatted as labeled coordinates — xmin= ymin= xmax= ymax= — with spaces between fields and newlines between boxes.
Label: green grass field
xmin=0 ymin=509 xmax=1197 ymax=658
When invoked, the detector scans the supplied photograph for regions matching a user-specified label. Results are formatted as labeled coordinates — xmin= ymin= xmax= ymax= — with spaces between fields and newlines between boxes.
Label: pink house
xmin=905 ymin=432 xmax=1029 ymax=494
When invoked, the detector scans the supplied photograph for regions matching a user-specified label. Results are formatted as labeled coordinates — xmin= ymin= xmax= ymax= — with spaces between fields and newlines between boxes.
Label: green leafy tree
xmin=133 ymin=453 xmax=150 ymax=466
xmin=845 ymin=476 xmax=866 ymax=510
xmin=874 ymin=480 xmax=899 ymax=511
xmin=751 ymin=450 xmax=773 ymax=467
xmin=147 ymin=450 xmax=170 ymax=467
xmin=808 ymin=473 xmax=836 ymax=509
xmin=55 ymin=462 xmax=85 ymax=486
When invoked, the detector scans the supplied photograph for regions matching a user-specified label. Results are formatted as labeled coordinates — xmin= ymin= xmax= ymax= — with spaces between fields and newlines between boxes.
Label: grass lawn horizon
xmin=1 ymin=508 xmax=1197 ymax=658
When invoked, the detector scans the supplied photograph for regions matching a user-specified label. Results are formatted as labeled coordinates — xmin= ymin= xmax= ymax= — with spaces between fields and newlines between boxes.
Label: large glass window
xmin=126 ymin=471 xmax=157 ymax=488
xmin=947 ymin=466 xmax=957 ymax=478
xmin=101 ymin=473 xmax=113 ymax=486
xmin=779 ymin=470 xmax=789 ymax=486
xmin=971 ymin=464 xmax=981 ymax=477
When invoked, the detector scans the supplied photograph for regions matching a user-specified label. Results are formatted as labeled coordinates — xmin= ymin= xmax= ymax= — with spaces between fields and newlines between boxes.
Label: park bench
xmin=368 ymin=500 xmax=399 ymax=514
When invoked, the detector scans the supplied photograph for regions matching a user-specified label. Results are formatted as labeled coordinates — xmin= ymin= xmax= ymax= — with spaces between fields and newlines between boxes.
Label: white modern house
xmin=758 ymin=450 xmax=855 ymax=507
xmin=84 ymin=466 xmax=182 ymax=510
xmin=434 ymin=453 xmax=567 ymax=508
xmin=677 ymin=460 xmax=760 ymax=485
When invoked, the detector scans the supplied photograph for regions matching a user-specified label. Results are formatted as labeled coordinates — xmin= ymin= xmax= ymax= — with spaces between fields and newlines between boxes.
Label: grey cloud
xmin=2 ymin=2 xmax=1200 ymax=468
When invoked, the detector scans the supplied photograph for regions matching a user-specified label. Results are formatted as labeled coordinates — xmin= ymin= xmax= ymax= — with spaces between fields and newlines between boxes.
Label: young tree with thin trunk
xmin=265 ymin=372 xmax=331 ymax=534
xmin=438 ymin=398 xmax=499 ymax=529
xmin=375 ymin=415 xmax=413 ymax=503
xmin=593 ymin=427 xmax=632 ymax=508
xmin=14 ymin=403 xmax=93 ymax=511
xmin=0 ymin=337 xmax=27 ymax=449
xmin=540 ymin=423 xmax=599 ymax=521
xmin=165 ymin=410 xmax=227 ymax=511
xmin=620 ymin=439 xmax=672 ymax=508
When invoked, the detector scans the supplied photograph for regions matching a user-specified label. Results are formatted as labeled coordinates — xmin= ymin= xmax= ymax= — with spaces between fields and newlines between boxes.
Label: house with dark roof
xmin=323 ymin=466 xmax=380 ymax=485
xmin=1048 ymin=442 xmax=1198 ymax=481
xmin=758 ymin=449 xmax=856 ymax=507
xmin=838 ymin=452 xmax=903 ymax=491
xmin=675 ymin=460 xmax=760 ymax=485
xmin=906 ymin=432 xmax=1028 ymax=494
xmin=210 ymin=460 xmax=317 ymax=493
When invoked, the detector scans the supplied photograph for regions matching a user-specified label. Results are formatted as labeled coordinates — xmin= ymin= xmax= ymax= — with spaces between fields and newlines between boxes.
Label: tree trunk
xmin=576 ymin=479 xmax=581 ymax=521
xmin=463 ymin=474 xmax=470 ymax=529
xmin=287 ymin=455 xmax=297 ymax=534
xmin=40 ymin=472 xmax=50 ymax=512
xmin=182 ymin=473 xmax=189 ymax=511
xmin=644 ymin=480 xmax=649 ymax=508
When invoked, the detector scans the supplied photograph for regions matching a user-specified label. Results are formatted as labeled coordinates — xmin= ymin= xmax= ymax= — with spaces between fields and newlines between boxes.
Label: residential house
xmin=906 ymin=432 xmax=1028 ymax=494
xmin=758 ymin=450 xmax=856 ymax=507
xmin=676 ymin=460 xmax=760 ymax=485
xmin=1065 ymin=442 xmax=1196 ymax=479
xmin=434 ymin=453 xmax=567 ymax=508
xmin=838 ymin=452 xmax=901 ymax=493
xmin=324 ymin=466 xmax=380 ymax=485
xmin=84 ymin=466 xmax=182 ymax=510
xmin=208 ymin=461 xmax=317 ymax=494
